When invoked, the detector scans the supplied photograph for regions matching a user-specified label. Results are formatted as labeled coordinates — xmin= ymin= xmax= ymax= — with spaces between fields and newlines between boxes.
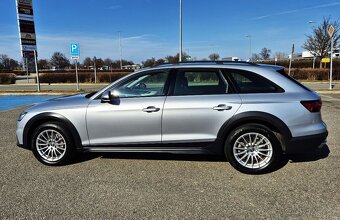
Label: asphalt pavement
xmin=0 ymin=95 xmax=339 ymax=219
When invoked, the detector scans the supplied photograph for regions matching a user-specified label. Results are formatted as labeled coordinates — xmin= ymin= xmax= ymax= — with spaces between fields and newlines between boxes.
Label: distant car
xmin=16 ymin=61 xmax=328 ymax=174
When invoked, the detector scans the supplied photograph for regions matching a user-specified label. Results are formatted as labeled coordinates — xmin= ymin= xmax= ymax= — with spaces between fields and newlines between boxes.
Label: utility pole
xmin=179 ymin=0 xmax=183 ymax=62
xmin=118 ymin=31 xmax=123 ymax=69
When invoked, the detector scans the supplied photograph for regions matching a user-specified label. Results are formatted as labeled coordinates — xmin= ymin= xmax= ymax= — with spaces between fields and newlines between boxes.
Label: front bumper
xmin=285 ymin=131 xmax=328 ymax=154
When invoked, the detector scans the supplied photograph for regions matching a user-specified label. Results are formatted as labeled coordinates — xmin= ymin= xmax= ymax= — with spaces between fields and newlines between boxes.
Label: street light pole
xmin=179 ymin=0 xmax=183 ymax=62
xmin=118 ymin=31 xmax=123 ymax=69
xmin=245 ymin=35 xmax=252 ymax=61
xmin=308 ymin=21 xmax=317 ymax=69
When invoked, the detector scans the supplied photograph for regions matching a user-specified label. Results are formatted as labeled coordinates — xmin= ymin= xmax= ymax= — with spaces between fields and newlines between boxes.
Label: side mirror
xmin=111 ymin=90 xmax=120 ymax=99
xmin=101 ymin=91 xmax=111 ymax=103
xmin=101 ymin=90 xmax=120 ymax=103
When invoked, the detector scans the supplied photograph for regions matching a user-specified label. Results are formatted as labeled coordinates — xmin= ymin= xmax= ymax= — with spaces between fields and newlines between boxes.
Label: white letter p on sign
xmin=72 ymin=44 xmax=77 ymax=52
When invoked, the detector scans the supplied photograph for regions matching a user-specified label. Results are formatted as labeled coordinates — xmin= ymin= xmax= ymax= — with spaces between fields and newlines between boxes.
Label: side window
xmin=229 ymin=70 xmax=280 ymax=93
xmin=112 ymin=72 xmax=169 ymax=98
xmin=174 ymin=71 xmax=228 ymax=95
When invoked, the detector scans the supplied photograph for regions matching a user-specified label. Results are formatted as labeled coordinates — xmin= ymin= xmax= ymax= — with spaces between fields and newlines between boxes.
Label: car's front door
xmin=86 ymin=71 xmax=170 ymax=145
xmin=162 ymin=68 xmax=242 ymax=143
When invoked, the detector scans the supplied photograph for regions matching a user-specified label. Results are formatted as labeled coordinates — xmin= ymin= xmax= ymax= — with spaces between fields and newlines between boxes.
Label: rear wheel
xmin=31 ymin=122 xmax=74 ymax=165
xmin=225 ymin=124 xmax=282 ymax=174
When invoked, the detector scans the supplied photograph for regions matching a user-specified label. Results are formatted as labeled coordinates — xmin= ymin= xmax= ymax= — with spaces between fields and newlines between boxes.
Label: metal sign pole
xmin=34 ymin=50 xmax=40 ymax=92
xmin=288 ymin=43 xmax=294 ymax=76
xmin=25 ymin=57 xmax=29 ymax=83
xmin=330 ymin=36 xmax=333 ymax=90
xmin=75 ymin=60 xmax=79 ymax=91
xmin=94 ymin=56 xmax=97 ymax=83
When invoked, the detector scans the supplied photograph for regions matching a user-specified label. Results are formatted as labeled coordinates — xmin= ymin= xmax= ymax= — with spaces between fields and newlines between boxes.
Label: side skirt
xmin=81 ymin=140 xmax=224 ymax=155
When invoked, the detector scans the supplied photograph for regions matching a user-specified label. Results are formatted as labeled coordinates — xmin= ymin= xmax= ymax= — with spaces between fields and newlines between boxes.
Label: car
xmin=16 ymin=61 xmax=328 ymax=174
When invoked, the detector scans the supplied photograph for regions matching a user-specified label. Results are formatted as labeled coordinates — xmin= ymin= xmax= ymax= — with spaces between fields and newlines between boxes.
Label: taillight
xmin=300 ymin=100 xmax=322 ymax=112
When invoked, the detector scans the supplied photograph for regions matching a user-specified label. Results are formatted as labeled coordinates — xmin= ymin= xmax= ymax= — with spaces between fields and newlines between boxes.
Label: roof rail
xmin=154 ymin=60 xmax=258 ymax=67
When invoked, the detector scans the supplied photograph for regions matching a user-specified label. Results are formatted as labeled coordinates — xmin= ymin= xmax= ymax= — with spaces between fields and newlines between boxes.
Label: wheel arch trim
xmin=23 ymin=112 xmax=82 ymax=150
xmin=217 ymin=111 xmax=292 ymax=152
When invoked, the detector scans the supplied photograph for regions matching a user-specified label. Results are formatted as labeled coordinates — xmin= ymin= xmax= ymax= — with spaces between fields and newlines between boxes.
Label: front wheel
xmin=225 ymin=124 xmax=282 ymax=174
xmin=31 ymin=122 xmax=74 ymax=165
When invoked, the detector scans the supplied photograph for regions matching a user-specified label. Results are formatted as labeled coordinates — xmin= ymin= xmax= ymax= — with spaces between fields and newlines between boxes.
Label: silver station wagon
xmin=16 ymin=61 xmax=328 ymax=174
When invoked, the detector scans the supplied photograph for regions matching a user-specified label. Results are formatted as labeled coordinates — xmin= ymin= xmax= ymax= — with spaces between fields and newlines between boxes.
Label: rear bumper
xmin=285 ymin=131 xmax=328 ymax=154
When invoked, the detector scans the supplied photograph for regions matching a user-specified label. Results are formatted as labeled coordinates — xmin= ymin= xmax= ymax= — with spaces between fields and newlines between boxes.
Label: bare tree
xmin=83 ymin=57 xmax=93 ymax=68
xmin=165 ymin=52 xmax=190 ymax=63
xmin=303 ymin=18 xmax=339 ymax=62
xmin=38 ymin=59 xmax=49 ymax=70
xmin=111 ymin=60 xmax=134 ymax=69
xmin=251 ymin=53 xmax=261 ymax=61
xmin=156 ymin=58 xmax=165 ymax=65
xmin=274 ymin=52 xmax=287 ymax=60
xmin=95 ymin=58 xmax=104 ymax=68
xmin=142 ymin=58 xmax=165 ymax=67
xmin=259 ymin=48 xmax=271 ymax=60
xmin=208 ymin=53 xmax=220 ymax=61
xmin=0 ymin=54 xmax=20 ymax=70
xmin=142 ymin=57 xmax=156 ymax=67
xmin=104 ymin=58 xmax=113 ymax=67
xmin=50 ymin=52 xmax=70 ymax=69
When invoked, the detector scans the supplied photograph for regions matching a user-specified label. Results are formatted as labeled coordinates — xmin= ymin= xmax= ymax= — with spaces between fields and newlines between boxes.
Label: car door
xmin=86 ymin=70 xmax=170 ymax=145
xmin=162 ymin=68 xmax=242 ymax=143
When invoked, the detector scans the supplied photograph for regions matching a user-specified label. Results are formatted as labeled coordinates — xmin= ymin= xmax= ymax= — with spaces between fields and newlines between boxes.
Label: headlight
xmin=18 ymin=112 xmax=27 ymax=121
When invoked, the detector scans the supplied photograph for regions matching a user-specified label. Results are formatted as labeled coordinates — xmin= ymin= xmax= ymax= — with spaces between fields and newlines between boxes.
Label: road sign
xmin=328 ymin=25 xmax=335 ymax=38
xmin=22 ymin=45 xmax=37 ymax=51
xmin=70 ymin=42 xmax=80 ymax=59
xmin=321 ymin=58 xmax=330 ymax=63
xmin=20 ymin=32 xmax=36 ymax=40
xmin=23 ymin=51 xmax=35 ymax=58
xmin=16 ymin=0 xmax=37 ymax=59
xmin=19 ymin=14 xmax=34 ymax=21
xmin=18 ymin=0 xmax=32 ymax=6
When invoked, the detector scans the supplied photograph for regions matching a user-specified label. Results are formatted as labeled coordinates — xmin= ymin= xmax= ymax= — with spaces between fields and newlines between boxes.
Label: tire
xmin=31 ymin=122 xmax=74 ymax=165
xmin=225 ymin=123 xmax=282 ymax=174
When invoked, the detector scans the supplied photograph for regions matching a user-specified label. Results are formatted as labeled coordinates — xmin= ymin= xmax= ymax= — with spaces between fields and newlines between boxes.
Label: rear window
xmin=276 ymin=69 xmax=312 ymax=92
xmin=228 ymin=69 xmax=283 ymax=93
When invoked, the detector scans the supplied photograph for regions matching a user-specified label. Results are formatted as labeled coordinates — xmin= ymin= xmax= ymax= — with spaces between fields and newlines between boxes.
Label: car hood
xmin=26 ymin=94 xmax=90 ymax=113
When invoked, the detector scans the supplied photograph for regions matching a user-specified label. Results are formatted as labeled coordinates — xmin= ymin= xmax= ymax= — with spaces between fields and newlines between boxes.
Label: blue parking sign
xmin=70 ymin=42 xmax=79 ymax=59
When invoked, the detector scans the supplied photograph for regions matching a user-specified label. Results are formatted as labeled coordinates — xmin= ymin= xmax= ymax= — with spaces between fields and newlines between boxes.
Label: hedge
xmin=39 ymin=72 xmax=131 ymax=83
xmin=0 ymin=70 xmax=27 ymax=76
xmin=257 ymin=59 xmax=340 ymax=69
xmin=287 ymin=68 xmax=340 ymax=80
xmin=0 ymin=73 xmax=16 ymax=84
xmin=39 ymin=68 xmax=340 ymax=83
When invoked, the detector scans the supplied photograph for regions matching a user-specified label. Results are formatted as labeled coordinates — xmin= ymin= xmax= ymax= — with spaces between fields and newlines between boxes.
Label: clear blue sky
xmin=0 ymin=0 xmax=340 ymax=63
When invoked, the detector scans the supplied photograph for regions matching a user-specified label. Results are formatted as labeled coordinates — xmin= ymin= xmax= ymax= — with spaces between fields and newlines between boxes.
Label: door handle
xmin=142 ymin=106 xmax=160 ymax=113
xmin=213 ymin=104 xmax=232 ymax=111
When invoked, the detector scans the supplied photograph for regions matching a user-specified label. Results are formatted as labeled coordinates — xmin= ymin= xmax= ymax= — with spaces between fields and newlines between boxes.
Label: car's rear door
xmin=161 ymin=68 xmax=242 ymax=143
